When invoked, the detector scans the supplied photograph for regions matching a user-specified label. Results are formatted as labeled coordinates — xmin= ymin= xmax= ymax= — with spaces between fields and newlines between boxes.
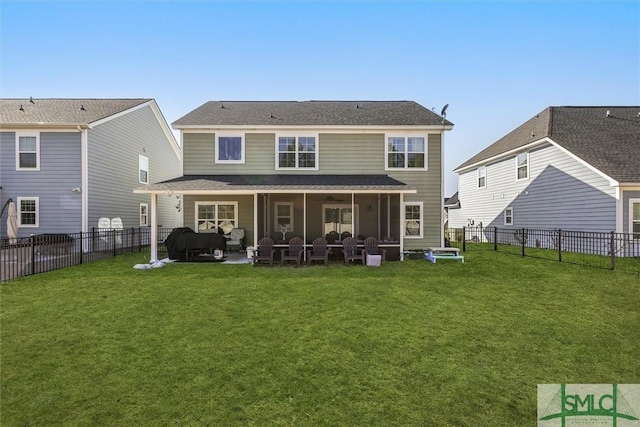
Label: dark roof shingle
xmin=172 ymin=101 xmax=452 ymax=127
xmin=0 ymin=98 xmax=151 ymax=126
xmin=455 ymin=106 xmax=640 ymax=182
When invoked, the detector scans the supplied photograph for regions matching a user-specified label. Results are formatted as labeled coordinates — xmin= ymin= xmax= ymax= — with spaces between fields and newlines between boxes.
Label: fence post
xmin=30 ymin=235 xmax=35 ymax=276
xmin=462 ymin=226 xmax=466 ymax=252
xmin=522 ymin=228 xmax=526 ymax=257
xmin=79 ymin=232 xmax=83 ymax=265
xmin=112 ymin=230 xmax=117 ymax=257
xmin=558 ymin=229 xmax=562 ymax=263
xmin=610 ymin=231 xmax=615 ymax=270
xmin=493 ymin=227 xmax=498 ymax=251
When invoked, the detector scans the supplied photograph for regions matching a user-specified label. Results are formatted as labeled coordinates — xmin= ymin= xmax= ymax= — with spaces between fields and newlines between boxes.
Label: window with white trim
xmin=216 ymin=135 xmax=244 ymax=163
xmin=403 ymin=202 xmax=423 ymax=238
xmin=139 ymin=155 xmax=149 ymax=184
xmin=274 ymin=202 xmax=294 ymax=233
xmin=195 ymin=201 xmax=238 ymax=233
xmin=631 ymin=199 xmax=640 ymax=239
xmin=16 ymin=133 xmax=39 ymax=170
xmin=18 ymin=197 xmax=39 ymax=227
xmin=276 ymin=135 xmax=317 ymax=169
xmin=516 ymin=152 xmax=528 ymax=180
xmin=477 ymin=166 xmax=486 ymax=188
xmin=140 ymin=203 xmax=149 ymax=226
xmin=386 ymin=135 xmax=427 ymax=169
xmin=504 ymin=207 xmax=514 ymax=225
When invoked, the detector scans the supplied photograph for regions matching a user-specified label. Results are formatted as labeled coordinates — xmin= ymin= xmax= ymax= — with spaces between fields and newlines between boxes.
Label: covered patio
xmin=135 ymin=175 xmax=417 ymax=262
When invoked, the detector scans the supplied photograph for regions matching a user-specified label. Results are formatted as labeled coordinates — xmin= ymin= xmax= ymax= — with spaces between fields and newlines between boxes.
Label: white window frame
xmin=275 ymin=133 xmax=319 ymax=170
xmin=215 ymin=133 xmax=245 ymax=164
xmin=140 ymin=203 xmax=149 ymax=226
xmin=17 ymin=197 xmax=39 ymax=228
xmin=15 ymin=132 xmax=40 ymax=171
xmin=403 ymin=201 xmax=423 ymax=238
xmin=274 ymin=202 xmax=294 ymax=233
xmin=139 ymin=155 xmax=149 ymax=184
xmin=194 ymin=201 xmax=238 ymax=233
xmin=385 ymin=133 xmax=428 ymax=171
xmin=504 ymin=207 xmax=514 ymax=226
xmin=477 ymin=166 xmax=487 ymax=188
xmin=516 ymin=152 xmax=529 ymax=181
xmin=630 ymin=198 xmax=640 ymax=239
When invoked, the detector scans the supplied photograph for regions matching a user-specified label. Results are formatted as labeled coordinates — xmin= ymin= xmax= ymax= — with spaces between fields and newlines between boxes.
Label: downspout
xmin=79 ymin=126 xmax=89 ymax=250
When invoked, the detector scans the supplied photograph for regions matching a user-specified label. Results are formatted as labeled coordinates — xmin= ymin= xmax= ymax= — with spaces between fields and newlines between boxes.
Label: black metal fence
xmin=446 ymin=226 xmax=640 ymax=275
xmin=1 ymin=227 xmax=173 ymax=282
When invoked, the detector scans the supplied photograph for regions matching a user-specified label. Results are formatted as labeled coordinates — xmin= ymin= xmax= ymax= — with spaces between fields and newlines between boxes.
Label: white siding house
xmin=449 ymin=106 xmax=640 ymax=237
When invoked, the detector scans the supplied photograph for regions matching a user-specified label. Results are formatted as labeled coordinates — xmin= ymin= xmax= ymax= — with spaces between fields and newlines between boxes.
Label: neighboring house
xmin=0 ymin=98 xmax=182 ymax=239
xmin=443 ymin=191 xmax=460 ymax=230
xmin=448 ymin=106 xmax=640 ymax=238
xmin=135 ymin=101 xmax=453 ymax=260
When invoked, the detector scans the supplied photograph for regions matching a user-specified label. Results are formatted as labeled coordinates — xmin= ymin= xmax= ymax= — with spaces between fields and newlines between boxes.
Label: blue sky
xmin=1 ymin=1 xmax=638 ymax=195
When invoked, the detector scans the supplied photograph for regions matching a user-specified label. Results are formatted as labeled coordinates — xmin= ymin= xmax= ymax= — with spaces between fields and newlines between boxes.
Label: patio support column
xmin=303 ymin=193 xmax=307 ymax=261
xmin=254 ymin=193 xmax=258 ymax=250
xmin=387 ymin=194 xmax=391 ymax=239
xmin=150 ymin=193 xmax=158 ymax=262
xmin=399 ymin=192 xmax=404 ymax=261
xmin=377 ymin=194 xmax=381 ymax=239
xmin=351 ymin=193 xmax=355 ymax=236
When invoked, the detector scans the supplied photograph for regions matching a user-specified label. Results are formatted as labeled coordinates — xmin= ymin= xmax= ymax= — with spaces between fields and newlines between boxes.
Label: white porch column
xmin=150 ymin=193 xmax=158 ymax=262
xmin=399 ymin=192 xmax=404 ymax=261
xmin=303 ymin=193 xmax=307 ymax=261
xmin=254 ymin=193 xmax=258 ymax=249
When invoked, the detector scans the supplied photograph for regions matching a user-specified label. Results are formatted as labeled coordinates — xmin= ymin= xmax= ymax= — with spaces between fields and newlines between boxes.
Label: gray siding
xmin=450 ymin=143 xmax=617 ymax=231
xmin=183 ymin=195 xmax=255 ymax=247
xmin=182 ymin=131 xmax=443 ymax=249
xmin=0 ymin=131 xmax=82 ymax=237
xmin=88 ymin=105 xmax=181 ymax=230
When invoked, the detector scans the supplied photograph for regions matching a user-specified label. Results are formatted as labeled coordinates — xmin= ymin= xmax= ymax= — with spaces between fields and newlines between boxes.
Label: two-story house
xmin=448 ymin=106 xmax=640 ymax=238
xmin=0 ymin=98 xmax=182 ymax=239
xmin=135 ymin=101 xmax=453 ymax=260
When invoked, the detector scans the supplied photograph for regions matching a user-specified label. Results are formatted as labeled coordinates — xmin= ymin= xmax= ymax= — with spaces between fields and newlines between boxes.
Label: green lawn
xmin=1 ymin=252 xmax=638 ymax=426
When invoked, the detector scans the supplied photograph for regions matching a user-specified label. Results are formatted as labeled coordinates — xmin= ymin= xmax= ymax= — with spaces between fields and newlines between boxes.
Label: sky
xmin=1 ymin=0 xmax=638 ymax=196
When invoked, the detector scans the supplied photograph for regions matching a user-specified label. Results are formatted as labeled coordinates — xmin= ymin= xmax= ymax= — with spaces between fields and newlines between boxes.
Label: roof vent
xmin=19 ymin=104 xmax=24 ymax=111
xmin=79 ymin=104 xmax=86 ymax=111
xmin=606 ymin=110 xmax=611 ymax=118
xmin=29 ymin=96 xmax=35 ymax=104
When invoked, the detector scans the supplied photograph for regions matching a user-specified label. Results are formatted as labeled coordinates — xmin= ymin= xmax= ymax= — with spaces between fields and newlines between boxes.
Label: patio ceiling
xmin=134 ymin=174 xmax=416 ymax=195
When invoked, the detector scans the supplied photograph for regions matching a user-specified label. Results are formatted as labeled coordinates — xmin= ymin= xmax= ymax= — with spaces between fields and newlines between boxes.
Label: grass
xmin=1 ymin=252 xmax=639 ymax=426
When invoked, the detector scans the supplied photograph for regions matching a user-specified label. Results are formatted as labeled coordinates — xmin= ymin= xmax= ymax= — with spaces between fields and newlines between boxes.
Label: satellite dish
xmin=440 ymin=103 xmax=449 ymax=120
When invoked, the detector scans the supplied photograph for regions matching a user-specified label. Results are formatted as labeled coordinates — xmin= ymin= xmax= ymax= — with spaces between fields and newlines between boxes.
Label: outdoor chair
xmin=307 ymin=237 xmax=330 ymax=265
xmin=226 ymin=228 xmax=245 ymax=252
xmin=340 ymin=231 xmax=353 ymax=241
xmin=342 ymin=237 xmax=364 ymax=265
xmin=281 ymin=236 xmax=304 ymax=266
xmin=253 ymin=237 xmax=275 ymax=266
xmin=363 ymin=237 xmax=386 ymax=264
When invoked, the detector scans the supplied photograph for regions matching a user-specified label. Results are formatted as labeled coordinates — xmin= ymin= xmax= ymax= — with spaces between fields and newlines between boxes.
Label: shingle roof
xmin=172 ymin=101 xmax=453 ymax=127
xmin=135 ymin=174 xmax=415 ymax=193
xmin=455 ymin=106 xmax=640 ymax=183
xmin=0 ymin=98 xmax=151 ymax=126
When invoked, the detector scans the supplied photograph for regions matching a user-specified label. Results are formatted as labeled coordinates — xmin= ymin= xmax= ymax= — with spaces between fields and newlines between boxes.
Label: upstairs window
xmin=18 ymin=197 xmax=39 ymax=227
xmin=516 ymin=152 xmax=529 ymax=180
xmin=16 ymin=133 xmax=39 ymax=170
xmin=386 ymin=135 xmax=427 ymax=169
xmin=216 ymin=135 xmax=244 ymax=163
xmin=276 ymin=135 xmax=317 ymax=169
xmin=477 ymin=166 xmax=487 ymax=188
xmin=139 ymin=155 xmax=149 ymax=184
